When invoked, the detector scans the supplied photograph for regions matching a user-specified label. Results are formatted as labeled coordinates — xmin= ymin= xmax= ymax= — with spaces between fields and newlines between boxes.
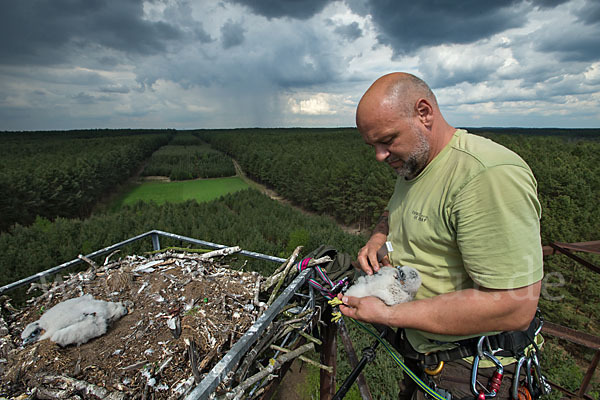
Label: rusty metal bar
xmin=338 ymin=319 xmax=373 ymax=400
xmin=542 ymin=321 xmax=600 ymax=399
xmin=320 ymin=307 xmax=338 ymax=400
xmin=555 ymin=240 xmax=600 ymax=255
xmin=542 ymin=240 xmax=600 ymax=256
xmin=579 ymin=350 xmax=600 ymax=398
xmin=542 ymin=321 xmax=600 ymax=350
xmin=547 ymin=380 xmax=595 ymax=400
xmin=548 ymin=242 xmax=600 ymax=274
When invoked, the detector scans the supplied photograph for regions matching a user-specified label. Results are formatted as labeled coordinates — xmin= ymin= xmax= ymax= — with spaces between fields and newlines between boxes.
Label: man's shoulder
xmin=451 ymin=130 xmax=529 ymax=171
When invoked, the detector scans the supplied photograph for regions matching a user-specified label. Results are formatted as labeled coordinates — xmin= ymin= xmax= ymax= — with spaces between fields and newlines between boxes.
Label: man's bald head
xmin=355 ymin=73 xmax=455 ymax=179
xmin=357 ymin=72 xmax=438 ymax=128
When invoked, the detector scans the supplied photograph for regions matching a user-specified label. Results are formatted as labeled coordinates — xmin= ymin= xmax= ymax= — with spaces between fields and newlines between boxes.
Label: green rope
xmin=348 ymin=318 xmax=447 ymax=400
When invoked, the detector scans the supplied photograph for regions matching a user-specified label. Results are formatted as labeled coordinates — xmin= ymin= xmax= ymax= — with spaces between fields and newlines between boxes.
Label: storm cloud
xmin=0 ymin=0 xmax=181 ymax=66
xmin=0 ymin=0 xmax=599 ymax=130
xmin=226 ymin=0 xmax=331 ymax=20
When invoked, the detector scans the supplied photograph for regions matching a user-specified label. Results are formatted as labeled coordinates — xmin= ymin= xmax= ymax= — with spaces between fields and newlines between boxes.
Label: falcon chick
xmin=344 ymin=266 xmax=421 ymax=305
xmin=21 ymin=294 xmax=127 ymax=347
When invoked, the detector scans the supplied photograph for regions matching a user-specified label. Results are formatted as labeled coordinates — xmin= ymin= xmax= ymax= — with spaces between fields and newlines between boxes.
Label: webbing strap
xmin=296 ymin=257 xmax=342 ymax=300
xmin=397 ymin=318 xmax=539 ymax=365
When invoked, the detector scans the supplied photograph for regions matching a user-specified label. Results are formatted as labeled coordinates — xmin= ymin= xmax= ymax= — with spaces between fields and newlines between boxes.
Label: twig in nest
xmin=263 ymin=255 xmax=333 ymax=293
xmin=78 ymin=254 xmax=99 ymax=270
xmin=234 ymin=323 xmax=280 ymax=383
xmin=103 ymin=250 xmax=121 ymax=266
xmin=225 ymin=342 xmax=315 ymax=399
xmin=187 ymin=339 xmax=202 ymax=383
xmin=266 ymin=246 xmax=303 ymax=306
xmin=36 ymin=374 xmax=127 ymax=400
xmin=270 ymin=344 xmax=332 ymax=373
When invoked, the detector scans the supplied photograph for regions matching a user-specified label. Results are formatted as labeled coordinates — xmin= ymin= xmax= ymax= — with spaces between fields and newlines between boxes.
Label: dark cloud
xmin=194 ymin=26 xmax=214 ymax=43
xmin=530 ymin=0 xmax=570 ymax=9
xmin=575 ymin=0 xmax=600 ymax=25
xmin=536 ymin=30 xmax=600 ymax=62
xmin=99 ymin=85 xmax=130 ymax=94
xmin=0 ymin=0 xmax=181 ymax=66
xmin=334 ymin=21 xmax=363 ymax=41
xmin=72 ymin=92 xmax=96 ymax=105
xmin=420 ymin=61 xmax=499 ymax=89
xmin=226 ymin=0 xmax=331 ymax=20
xmin=264 ymin=48 xmax=336 ymax=88
xmin=356 ymin=0 xmax=527 ymax=54
xmin=221 ymin=20 xmax=246 ymax=49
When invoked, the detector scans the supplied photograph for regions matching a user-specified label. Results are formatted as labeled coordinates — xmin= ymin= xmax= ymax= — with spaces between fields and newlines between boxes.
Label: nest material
xmin=1 ymin=250 xmax=268 ymax=399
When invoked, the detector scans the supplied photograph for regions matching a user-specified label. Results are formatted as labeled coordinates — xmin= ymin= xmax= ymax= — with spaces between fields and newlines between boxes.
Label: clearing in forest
xmin=113 ymin=177 xmax=249 ymax=207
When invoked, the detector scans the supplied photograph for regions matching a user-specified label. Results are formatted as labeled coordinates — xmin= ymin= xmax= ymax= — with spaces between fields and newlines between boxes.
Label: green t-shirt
xmin=386 ymin=129 xmax=543 ymax=353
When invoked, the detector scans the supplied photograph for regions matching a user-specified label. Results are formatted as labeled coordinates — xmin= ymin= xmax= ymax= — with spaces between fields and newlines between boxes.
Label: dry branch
xmin=35 ymin=374 xmax=127 ymax=400
xmin=266 ymin=246 xmax=303 ymax=306
xmin=78 ymin=254 xmax=99 ymax=270
xmin=270 ymin=344 xmax=333 ymax=373
xmin=224 ymin=342 xmax=315 ymax=399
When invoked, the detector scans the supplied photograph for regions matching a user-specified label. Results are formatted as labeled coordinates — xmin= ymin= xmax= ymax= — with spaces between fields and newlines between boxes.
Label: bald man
xmin=339 ymin=73 xmax=544 ymax=400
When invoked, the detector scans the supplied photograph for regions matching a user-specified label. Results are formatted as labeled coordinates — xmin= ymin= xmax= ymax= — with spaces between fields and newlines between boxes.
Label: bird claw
xmin=328 ymin=297 xmax=343 ymax=307
xmin=331 ymin=311 xmax=343 ymax=323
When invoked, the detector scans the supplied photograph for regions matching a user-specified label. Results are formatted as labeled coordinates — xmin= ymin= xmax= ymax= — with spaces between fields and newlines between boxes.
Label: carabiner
xmin=425 ymin=361 xmax=445 ymax=376
xmin=528 ymin=351 xmax=551 ymax=396
xmin=471 ymin=336 xmax=504 ymax=399
xmin=511 ymin=356 xmax=527 ymax=400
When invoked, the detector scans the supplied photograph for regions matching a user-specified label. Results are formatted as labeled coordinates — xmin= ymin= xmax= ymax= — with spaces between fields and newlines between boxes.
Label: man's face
xmin=359 ymin=112 xmax=431 ymax=180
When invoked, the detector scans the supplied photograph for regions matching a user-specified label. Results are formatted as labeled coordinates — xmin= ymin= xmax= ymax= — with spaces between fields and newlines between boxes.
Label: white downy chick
xmin=21 ymin=294 xmax=127 ymax=346
xmin=344 ymin=266 xmax=421 ymax=305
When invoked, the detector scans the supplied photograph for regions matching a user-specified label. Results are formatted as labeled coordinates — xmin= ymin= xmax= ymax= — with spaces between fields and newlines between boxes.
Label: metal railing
xmin=542 ymin=240 xmax=600 ymax=400
xmin=0 ymin=229 xmax=286 ymax=295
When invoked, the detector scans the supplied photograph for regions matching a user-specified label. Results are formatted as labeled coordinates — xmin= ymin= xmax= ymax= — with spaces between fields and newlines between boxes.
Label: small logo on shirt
xmin=411 ymin=210 xmax=428 ymax=222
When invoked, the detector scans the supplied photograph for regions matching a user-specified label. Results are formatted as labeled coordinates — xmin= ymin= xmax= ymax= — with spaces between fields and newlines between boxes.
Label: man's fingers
xmin=368 ymin=253 xmax=380 ymax=273
xmin=381 ymin=255 xmax=392 ymax=266
xmin=357 ymin=252 xmax=374 ymax=275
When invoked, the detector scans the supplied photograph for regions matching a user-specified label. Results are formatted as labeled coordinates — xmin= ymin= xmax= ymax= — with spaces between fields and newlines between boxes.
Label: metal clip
xmin=424 ymin=361 xmax=445 ymax=376
xmin=526 ymin=351 xmax=551 ymax=397
xmin=471 ymin=336 xmax=504 ymax=399
xmin=511 ymin=356 xmax=527 ymax=400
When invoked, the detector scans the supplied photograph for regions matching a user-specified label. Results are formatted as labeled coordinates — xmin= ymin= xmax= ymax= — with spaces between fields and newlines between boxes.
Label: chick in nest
xmin=344 ymin=266 xmax=421 ymax=305
xmin=21 ymin=294 xmax=127 ymax=347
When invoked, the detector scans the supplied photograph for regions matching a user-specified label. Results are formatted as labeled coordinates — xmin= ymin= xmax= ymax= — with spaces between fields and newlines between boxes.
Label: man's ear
xmin=415 ymin=98 xmax=434 ymax=127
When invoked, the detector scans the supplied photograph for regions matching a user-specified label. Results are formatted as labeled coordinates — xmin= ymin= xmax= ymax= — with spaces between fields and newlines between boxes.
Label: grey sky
xmin=0 ymin=0 xmax=598 ymax=130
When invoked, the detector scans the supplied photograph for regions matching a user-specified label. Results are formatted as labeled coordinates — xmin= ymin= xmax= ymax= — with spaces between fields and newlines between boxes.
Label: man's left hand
xmin=338 ymin=294 xmax=390 ymax=325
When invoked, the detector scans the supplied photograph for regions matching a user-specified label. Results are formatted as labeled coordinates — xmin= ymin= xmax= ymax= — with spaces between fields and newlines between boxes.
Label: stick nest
xmin=1 ymin=250 xmax=271 ymax=399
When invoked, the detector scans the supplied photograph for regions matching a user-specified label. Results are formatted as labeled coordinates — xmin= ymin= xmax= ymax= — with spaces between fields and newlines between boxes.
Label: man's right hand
xmin=357 ymin=235 xmax=390 ymax=275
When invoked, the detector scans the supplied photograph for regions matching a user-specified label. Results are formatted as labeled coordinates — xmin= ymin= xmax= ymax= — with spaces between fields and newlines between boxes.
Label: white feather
xmin=21 ymin=294 xmax=127 ymax=346
xmin=345 ymin=266 xmax=421 ymax=306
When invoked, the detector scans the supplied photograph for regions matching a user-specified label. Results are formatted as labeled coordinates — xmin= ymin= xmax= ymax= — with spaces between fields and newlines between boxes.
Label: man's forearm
xmin=372 ymin=210 xmax=389 ymax=237
xmin=386 ymin=282 xmax=541 ymax=335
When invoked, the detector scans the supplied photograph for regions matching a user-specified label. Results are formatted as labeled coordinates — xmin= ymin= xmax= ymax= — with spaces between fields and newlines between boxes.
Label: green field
xmin=114 ymin=177 xmax=249 ymax=207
